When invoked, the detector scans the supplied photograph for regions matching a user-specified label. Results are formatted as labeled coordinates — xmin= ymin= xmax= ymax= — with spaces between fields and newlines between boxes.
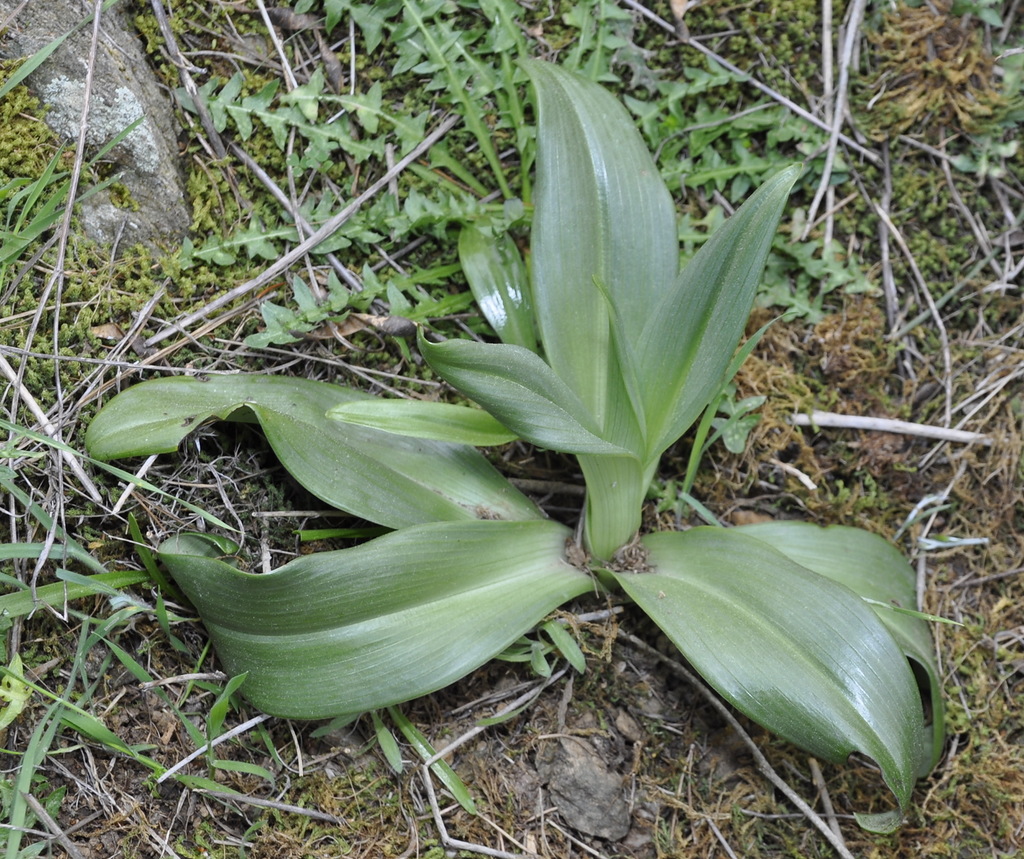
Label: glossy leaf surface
xmin=640 ymin=166 xmax=801 ymax=455
xmin=524 ymin=59 xmax=676 ymax=439
xmin=736 ymin=520 xmax=944 ymax=774
xmin=85 ymin=375 xmax=540 ymax=527
xmin=159 ymin=520 xmax=589 ymax=719
xmin=459 ymin=223 xmax=537 ymax=352
xmin=612 ymin=527 xmax=924 ymax=832
xmin=327 ymin=399 xmax=518 ymax=447
xmin=419 ymin=335 xmax=634 ymax=456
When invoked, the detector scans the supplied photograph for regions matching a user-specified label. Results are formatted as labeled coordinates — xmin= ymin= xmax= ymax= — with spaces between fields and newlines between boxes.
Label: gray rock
xmin=536 ymin=736 xmax=631 ymax=841
xmin=0 ymin=0 xmax=190 ymax=250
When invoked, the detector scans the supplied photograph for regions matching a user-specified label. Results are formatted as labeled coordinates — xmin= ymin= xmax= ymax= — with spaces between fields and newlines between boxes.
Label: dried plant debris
xmin=856 ymin=1 xmax=1013 ymax=139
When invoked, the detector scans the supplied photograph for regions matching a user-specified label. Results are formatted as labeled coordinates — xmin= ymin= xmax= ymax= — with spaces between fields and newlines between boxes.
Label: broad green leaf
xmin=419 ymin=335 xmax=635 ymax=456
xmin=459 ymin=223 xmax=538 ymax=351
xmin=158 ymin=520 xmax=590 ymax=719
xmin=523 ymin=60 xmax=678 ymax=434
xmin=85 ymin=375 xmax=540 ymax=527
xmin=640 ymin=166 xmax=801 ymax=455
xmin=736 ymin=520 xmax=944 ymax=775
xmin=612 ymin=527 xmax=924 ymax=832
xmin=327 ymin=399 xmax=518 ymax=447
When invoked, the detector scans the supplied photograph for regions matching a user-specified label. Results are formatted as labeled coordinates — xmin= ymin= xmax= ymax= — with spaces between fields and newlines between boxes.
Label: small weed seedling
xmin=87 ymin=62 xmax=943 ymax=833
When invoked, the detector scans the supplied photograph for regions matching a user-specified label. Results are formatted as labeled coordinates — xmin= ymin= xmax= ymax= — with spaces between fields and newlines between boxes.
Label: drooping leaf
xmin=639 ymin=166 xmax=801 ymax=455
xmin=327 ymin=399 xmax=518 ymax=447
xmin=85 ymin=375 xmax=540 ymax=527
xmin=611 ymin=527 xmax=925 ymax=832
xmin=736 ymin=520 xmax=945 ymax=775
xmin=419 ymin=334 xmax=635 ymax=456
xmin=158 ymin=520 xmax=590 ymax=719
xmin=459 ymin=223 xmax=538 ymax=351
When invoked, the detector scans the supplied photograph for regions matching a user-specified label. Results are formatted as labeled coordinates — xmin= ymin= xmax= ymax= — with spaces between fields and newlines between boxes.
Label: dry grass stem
xmin=228 ymin=141 xmax=362 ymax=291
xmin=194 ymin=789 xmax=344 ymax=824
xmin=156 ymin=714 xmax=273 ymax=784
xmin=790 ymin=410 xmax=992 ymax=444
xmin=808 ymin=756 xmax=844 ymax=841
xmin=873 ymin=203 xmax=954 ymax=425
xmin=424 ymin=668 xmax=568 ymax=767
xmin=149 ymin=0 xmax=227 ymax=158
xmin=421 ymin=765 xmax=532 ymax=859
xmin=0 ymin=353 xmax=103 ymax=502
xmin=801 ymin=0 xmax=868 ymax=237
xmin=20 ymin=792 xmax=88 ymax=859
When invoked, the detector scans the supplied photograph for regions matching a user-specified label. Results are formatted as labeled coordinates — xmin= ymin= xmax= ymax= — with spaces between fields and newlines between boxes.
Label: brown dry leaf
xmin=357 ymin=313 xmax=416 ymax=338
xmin=317 ymin=29 xmax=344 ymax=93
xmin=91 ymin=323 xmax=125 ymax=341
xmin=670 ymin=0 xmax=689 ymax=37
xmin=332 ymin=315 xmax=368 ymax=337
xmin=264 ymin=7 xmax=321 ymax=31
xmin=729 ymin=510 xmax=775 ymax=526
xmin=307 ymin=313 xmax=416 ymax=341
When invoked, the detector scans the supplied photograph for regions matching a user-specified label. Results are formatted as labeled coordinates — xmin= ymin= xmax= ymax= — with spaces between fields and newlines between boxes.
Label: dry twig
xmin=194 ymin=789 xmax=344 ymax=824
xmin=802 ymin=0 xmax=869 ymax=237
xmin=421 ymin=765 xmax=533 ymax=859
xmin=790 ymin=409 xmax=992 ymax=445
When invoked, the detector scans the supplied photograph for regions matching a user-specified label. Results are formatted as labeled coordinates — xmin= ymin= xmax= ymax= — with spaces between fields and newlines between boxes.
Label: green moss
xmin=0 ymin=75 xmax=63 ymax=183
xmin=106 ymin=181 xmax=139 ymax=210
xmin=680 ymin=0 xmax=824 ymax=102
xmin=853 ymin=2 xmax=1012 ymax=140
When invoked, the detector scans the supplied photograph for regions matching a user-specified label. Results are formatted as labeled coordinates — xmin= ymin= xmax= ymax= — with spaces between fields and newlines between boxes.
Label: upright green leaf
xmin=158 ymin=520 xmax=589 ymax=719
xmin=85 ymin=375 xmax=540 ymax=527
xmin=612 ymin=527 xmax=925 ymax=832
xmin=459 ymin=223 xmax=538 ymax=351
xmin=523 ymin=60 xmax=677 ymax=440
xmin=640 ymin=166 xmax=801 ymax=454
